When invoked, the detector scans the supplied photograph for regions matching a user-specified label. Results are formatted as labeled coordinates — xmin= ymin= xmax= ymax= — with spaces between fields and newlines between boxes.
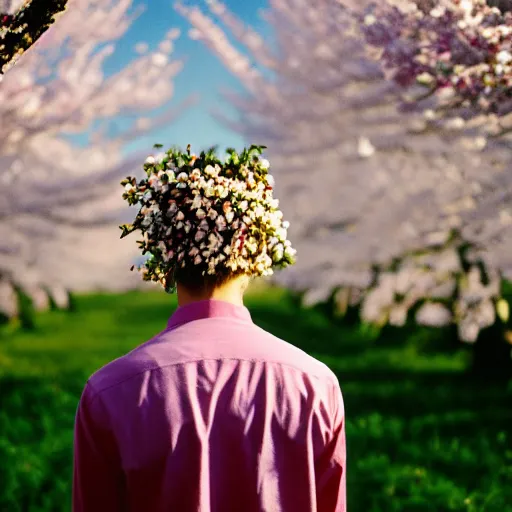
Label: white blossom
xmin=0 ymin=0 xmax=192 ymax=299
xmin=175 ymin=0 xmax=512 ymax=340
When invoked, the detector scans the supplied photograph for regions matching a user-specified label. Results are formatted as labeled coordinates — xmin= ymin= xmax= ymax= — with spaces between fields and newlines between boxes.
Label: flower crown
xmin=120 ymin=144 xmax=297 ymax=292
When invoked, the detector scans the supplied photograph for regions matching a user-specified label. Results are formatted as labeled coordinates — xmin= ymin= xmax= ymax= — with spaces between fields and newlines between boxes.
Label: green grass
xmin=0 ymin=287 xmax=511 ymax=511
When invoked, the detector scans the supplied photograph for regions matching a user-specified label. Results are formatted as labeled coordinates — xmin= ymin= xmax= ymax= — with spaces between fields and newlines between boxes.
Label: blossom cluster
xmin=357 ymin=235 xmax=509 ymax=343
xmin=361 ymin=0 xmax=512 ymax=116
xmin=120 ymin=144 xmax=297 ymax=292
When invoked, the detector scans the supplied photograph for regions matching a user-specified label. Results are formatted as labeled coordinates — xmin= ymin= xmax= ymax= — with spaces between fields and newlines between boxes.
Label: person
xmin=73 ymin=145 xmax=346 ymax=512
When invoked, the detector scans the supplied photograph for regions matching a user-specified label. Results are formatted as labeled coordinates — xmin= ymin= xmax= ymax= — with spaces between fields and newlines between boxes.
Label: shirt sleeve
xmin=315 ymin=378 xmax=346 ymax=512
xmin=73 ymin=383 xmax=125 ymax=512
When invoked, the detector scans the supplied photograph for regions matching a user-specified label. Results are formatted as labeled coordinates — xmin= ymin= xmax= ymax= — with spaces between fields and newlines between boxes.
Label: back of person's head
xmin=120 ymin=144 xmax=296 ymax=297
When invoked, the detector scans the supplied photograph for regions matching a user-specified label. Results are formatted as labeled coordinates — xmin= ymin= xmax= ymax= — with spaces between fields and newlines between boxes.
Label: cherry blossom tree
xmin=0 ymin=0 xmax=68 ymax=75
xmin=176 ymin=0 xmax=512 ymax=373
xmin=0 ymin=0 xmax=195 ymax=321
xmin=361 ymin=0 xmax=512 ymax=127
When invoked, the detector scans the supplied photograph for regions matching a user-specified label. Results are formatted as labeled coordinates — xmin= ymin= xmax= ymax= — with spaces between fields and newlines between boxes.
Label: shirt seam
xmin=86 ymin=357 xmax=338 ymax=405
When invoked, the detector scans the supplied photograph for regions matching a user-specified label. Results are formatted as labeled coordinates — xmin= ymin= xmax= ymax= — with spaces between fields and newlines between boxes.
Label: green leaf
xmin=119 ymin=223 xmax=136 ymax=239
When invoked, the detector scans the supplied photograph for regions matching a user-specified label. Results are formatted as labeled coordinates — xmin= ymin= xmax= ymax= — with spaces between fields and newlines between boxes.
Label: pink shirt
xmin=73 ymin=299 xmax=346 ymax=512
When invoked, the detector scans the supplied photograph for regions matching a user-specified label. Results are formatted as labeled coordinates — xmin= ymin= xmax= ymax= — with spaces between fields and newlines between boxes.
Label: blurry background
xmin=1 ymin=0 xmax=512 ymax=510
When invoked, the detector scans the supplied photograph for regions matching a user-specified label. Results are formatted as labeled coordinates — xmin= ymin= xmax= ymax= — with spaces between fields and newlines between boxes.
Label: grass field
xmin=0 ymin=287 xmax=511 ymax=511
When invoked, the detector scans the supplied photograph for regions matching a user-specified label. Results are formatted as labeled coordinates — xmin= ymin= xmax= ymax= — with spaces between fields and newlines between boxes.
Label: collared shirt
xmin=73 ymin=299 xmax=346 ymax=512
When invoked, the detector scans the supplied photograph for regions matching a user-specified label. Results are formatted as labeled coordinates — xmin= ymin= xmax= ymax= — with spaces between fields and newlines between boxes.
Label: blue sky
xmin=100 ymin=0 xmax=270 ymax=156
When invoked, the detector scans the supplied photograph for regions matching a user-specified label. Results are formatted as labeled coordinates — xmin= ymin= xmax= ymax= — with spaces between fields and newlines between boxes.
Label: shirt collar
xmin=167 ymin=299 xmax=252 ymax=331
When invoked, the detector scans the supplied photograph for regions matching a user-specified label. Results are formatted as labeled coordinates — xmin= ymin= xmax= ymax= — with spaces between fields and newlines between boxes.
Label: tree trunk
xmin=471 ymin=321 xmax=512 ymax=380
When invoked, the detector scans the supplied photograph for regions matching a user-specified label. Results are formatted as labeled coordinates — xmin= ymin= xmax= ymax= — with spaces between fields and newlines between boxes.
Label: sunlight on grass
xmin=0 ymin=287 xmax=511 ymax=511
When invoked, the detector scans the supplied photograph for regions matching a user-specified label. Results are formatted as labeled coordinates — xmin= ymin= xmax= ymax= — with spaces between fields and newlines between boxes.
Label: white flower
xmin=416 ymin=72 xmax=435 ymax=86
xmin=267 ymin=174 xmax=275 ymax=187
xmin=148 ymin=176 xmax=162 ymax=192
xmin=194 ymin=255 xmax=202 ymax=265
xmin=224 ymin=245 xmax=232 ymax=256
xmin=497 ymin=50 xmax=512 ymax=65
xmin=216 ymin=215 xmax=227 ymax=231
xmin=364 ymin=13 xmax=376 ymax=25
xmin=191 ymin=195 xmax=202 ymax=210
xmin=225 ymin=210 xmax=235 ymax=223
xmin=176 ymin=211 xmax=185 ymax=221
xmin=239 ymin=200 xmax=249 ymax=211
xmin=276 ymin=227 xmax=287 ymax=240
xmin=253 ymin=205 xmax=265 ymax=218
xmin=176 ymin=221 xmax=184 ymax=230
xmin=272 ymin=243 xmax=284 ymax=261
xmin=195 ymin=230 xmax=206 ymax=242
xmin=168 ymin=200 xmax=178 ymax=214
xmin=145 ymin=156 xmax=156 ymax=165
xmin=260 ymin=158 xmax=270 ymax=169
xmin=284 ymin=246 xmax=297 ymax=259
xmin=199 ymin=219 xmax=209 ymax=231
xmin=190 ymin=169 xmax=201 ymax=180
xmin=196 ymin=208 xmax=206 ymax=219
xmin=282 ymin=221 xmax=290 ymax=229
xmin=255 ymin=262 xmax=265 ymax=274
xmin=124 ymin=183 xmax=135 ymax=193
xmin=189 ymin=247 xmax=200 ymax=257
xmin=204 ymin=164 xmax=216 ymax=177
xmin=208 ymin=209 xmax=219 ymax=220
xmin=246 ymin=238 xmax=258 ymax=254
xmin=177 ymin=172 xmax=188 ymax=182
xmin=215 ymin=185 xmax=226 ymax=197
xmin=208 ymin=232 xmax=222 ymax=251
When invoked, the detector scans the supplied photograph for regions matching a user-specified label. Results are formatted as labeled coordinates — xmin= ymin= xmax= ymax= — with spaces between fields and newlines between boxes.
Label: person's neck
xmin=177 ymin=280 xmax=247 ymax=308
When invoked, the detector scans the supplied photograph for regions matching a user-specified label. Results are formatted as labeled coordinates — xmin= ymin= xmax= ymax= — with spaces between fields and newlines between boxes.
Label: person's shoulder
xmin=86 ymin=329 xmax=167 ymax=396
xmin=252 ymin=323 xmax=339 ymax=385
